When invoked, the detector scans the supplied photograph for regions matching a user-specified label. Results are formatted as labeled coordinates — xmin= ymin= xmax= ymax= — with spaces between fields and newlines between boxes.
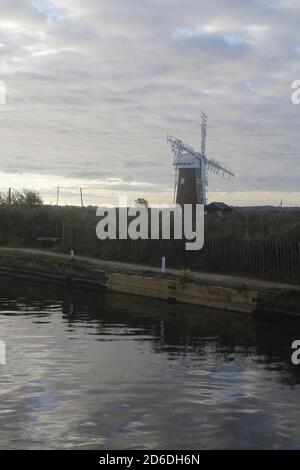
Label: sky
xmin=0 ymin=0 xmax=299 ymax=206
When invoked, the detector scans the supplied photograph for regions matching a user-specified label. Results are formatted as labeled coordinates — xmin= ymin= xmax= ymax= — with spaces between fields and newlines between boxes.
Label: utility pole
xmin=56 ymin=186 xmax=60 ymax=206
xmin=80 ymin=188 xmax=84 ymax=208
xmin=8 ymin=187 xmax=11 ymax=205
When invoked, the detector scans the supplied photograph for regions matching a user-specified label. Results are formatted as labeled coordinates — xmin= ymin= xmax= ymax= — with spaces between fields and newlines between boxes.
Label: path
xmin=1 ymin=247 xmax=299 ymax=291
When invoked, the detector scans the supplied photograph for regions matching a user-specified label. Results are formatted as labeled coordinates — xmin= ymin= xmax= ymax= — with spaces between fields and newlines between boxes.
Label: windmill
xmin=167 ymin=113 xmax=234 ymax=206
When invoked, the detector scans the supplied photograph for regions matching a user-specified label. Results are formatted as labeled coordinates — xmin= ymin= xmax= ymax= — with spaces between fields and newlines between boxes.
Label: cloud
xmin=0 ymin=0 xmax=46 ymax=26
xmin=0 ymin=0 xmax=298 ymax=205
xmin=172 ymin=28 xmax=255 ymax=59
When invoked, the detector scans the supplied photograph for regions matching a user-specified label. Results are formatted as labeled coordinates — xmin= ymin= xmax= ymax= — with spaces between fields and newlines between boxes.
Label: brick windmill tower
xmin=167 ymin=113 xmax=234 ymax=206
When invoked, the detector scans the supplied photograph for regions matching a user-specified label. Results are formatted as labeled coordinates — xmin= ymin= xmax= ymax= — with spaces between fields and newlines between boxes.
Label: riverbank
xmin=0 ymin=248 xmax=299 ymax=318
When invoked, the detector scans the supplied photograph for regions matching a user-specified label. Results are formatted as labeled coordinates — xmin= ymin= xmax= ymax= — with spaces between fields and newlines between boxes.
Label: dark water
xmin=0 ymin=279 xmax=300 ymax=450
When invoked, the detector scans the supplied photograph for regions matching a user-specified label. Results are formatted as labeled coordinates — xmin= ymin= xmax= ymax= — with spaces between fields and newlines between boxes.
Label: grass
xmin=0 ymin=249 xmax=94 ymax=277
xmin=186 ymin=268 xmax=300 ymax=286
xmin=268 ymin=287 xmax=300 ymax=298
xmin=0 ymin=204 xmax=298 ymax=286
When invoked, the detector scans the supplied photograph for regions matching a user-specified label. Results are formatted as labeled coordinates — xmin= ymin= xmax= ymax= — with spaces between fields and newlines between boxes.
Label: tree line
xmin=0 ymin=189 xmax=43 ymax=206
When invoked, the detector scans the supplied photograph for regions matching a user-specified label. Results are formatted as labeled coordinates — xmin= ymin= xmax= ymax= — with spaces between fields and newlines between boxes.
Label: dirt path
xmin=1 ymin=247 xmax=299 ymax=291
xmin=0 ymin=248 xmax=300 ymax=290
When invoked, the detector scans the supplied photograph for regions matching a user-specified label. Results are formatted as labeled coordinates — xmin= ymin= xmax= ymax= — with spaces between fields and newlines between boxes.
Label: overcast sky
xmin=0 ymin=0 xmax=299 ymax=206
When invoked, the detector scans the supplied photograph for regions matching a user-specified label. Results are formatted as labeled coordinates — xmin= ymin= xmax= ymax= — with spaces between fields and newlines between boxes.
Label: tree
xmin=22 ymin=189 xmax=43 ymax=206
xmin=0 ymin=189 xmax=43 ymax=206
xmin=135 ymin=198 xmax=149 ymax=208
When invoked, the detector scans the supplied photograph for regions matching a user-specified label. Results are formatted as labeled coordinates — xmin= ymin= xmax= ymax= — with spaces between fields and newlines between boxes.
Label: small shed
xmin=205 ymin=202 xmax=235 ymax=216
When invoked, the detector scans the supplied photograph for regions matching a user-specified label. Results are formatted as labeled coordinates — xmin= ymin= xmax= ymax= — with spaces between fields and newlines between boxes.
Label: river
xmin=0 ymin=279 xmax=299 ymax=449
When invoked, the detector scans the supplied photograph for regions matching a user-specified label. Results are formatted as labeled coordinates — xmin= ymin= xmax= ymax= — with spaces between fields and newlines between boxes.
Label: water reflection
xmin=0 ymin=279 xmax=300 ymax=449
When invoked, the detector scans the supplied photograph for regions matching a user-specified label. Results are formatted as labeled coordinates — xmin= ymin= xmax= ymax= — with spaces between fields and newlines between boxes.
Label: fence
xmin=62 ymin=222 xmax=300 ymax=274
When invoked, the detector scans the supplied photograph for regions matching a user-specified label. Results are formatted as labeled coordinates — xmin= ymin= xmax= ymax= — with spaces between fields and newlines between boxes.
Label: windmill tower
xmin=167 ymin=113 xmax=234 ymax=206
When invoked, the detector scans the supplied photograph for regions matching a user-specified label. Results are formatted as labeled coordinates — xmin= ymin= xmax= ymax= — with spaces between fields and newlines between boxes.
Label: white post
xmin=70 ymin=250 xmax=74 ymax=258
xmin=161 ymin=256 xmax=166 ymax=274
